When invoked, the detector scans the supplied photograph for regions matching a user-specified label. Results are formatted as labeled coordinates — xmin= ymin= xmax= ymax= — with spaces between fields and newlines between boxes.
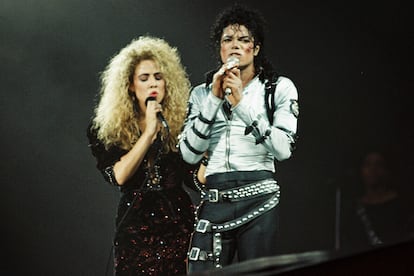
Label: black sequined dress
xmin=87 ymin=127 xmax=195 ymax=275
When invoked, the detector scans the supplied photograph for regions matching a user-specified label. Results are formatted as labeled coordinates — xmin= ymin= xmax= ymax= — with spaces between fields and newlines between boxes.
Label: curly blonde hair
xmin=92 ymin=36 xmax=191 ymax=152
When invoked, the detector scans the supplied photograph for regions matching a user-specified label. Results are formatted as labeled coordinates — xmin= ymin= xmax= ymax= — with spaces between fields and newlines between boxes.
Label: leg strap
xmin=188 ymin=233 xmax=223 ymax=268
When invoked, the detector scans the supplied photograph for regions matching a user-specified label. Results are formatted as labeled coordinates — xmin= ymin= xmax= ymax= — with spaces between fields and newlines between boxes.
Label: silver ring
xmin=224 ymin=87 xmax=232 ymax=96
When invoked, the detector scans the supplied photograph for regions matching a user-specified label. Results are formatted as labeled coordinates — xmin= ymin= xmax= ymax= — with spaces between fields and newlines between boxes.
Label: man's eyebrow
xmin=222 ymin=34 xmax=251 ymax=39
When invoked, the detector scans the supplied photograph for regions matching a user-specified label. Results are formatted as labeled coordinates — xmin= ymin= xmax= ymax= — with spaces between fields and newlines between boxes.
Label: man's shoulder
xmin=191 ymin=82 xmax=210 ymax=94
xmin=275 ymin=76 xmax=297 ymax=96
xmin=276 ymin=76 xmax=295 ymax=87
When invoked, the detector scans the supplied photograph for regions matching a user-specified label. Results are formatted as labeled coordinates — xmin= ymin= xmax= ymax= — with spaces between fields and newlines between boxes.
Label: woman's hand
xmin=143 ymin=100 xmax=162 ymax=141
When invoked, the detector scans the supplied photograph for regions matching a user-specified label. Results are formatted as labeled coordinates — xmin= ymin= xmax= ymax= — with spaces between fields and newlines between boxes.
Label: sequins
xmin=114 ymin=188 xmax=194 ymax=275
xmin=143 ymin=159 xmax=163 ymax=191
xmin=111 ymin=150 xmax=195 ymax=275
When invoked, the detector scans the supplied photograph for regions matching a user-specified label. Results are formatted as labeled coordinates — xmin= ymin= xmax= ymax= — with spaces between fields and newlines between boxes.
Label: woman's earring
xmin=131 ymin=93 xmax=139 ymax=114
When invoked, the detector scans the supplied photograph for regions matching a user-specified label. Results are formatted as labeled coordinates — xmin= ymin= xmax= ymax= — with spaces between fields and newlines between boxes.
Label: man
xmin=179 ymin=4 xmax=299 ymax=272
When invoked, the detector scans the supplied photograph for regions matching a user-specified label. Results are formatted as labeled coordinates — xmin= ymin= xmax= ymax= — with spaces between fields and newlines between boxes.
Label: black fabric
xmin=264 ymin=73 xmax=279 ymax=125
xmin=188 ymin=191 xmax=279 ymax=272
xmin=341 ymin=196 xmax=414 ymax=253
xmin=206 ymin=170 xmax=273 ymax=187
xmin=188 ymin=172 xmax=279 ymax=272
xmin=87 ymin=124 xmax=195 ymax=275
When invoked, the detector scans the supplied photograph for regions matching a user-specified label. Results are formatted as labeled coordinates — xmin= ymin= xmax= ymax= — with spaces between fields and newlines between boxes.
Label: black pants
xmin=187 ymin=171 xmax=280 ymax=273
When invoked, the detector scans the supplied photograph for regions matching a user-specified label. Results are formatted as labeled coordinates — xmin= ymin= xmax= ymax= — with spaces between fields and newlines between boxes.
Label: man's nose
xmin=231 ymin=39 xmax=240 ymax=49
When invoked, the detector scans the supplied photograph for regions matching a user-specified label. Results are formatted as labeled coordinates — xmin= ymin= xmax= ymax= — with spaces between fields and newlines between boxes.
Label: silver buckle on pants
xmin=188 ymin=247 xmax=200 ymax=261
xmin=208 ymin=189 xmax=219 ymax=202
xmin=196 ymin=219 xmax=210 ymax=233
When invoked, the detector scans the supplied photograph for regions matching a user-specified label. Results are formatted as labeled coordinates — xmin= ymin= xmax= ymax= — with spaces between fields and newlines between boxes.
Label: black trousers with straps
xmin=187 ymin=171 xmax=280 ymax=273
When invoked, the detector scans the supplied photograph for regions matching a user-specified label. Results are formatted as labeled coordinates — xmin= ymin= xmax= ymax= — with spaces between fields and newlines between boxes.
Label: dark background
xmin=1 ymin=0 xmax=413 ymax=275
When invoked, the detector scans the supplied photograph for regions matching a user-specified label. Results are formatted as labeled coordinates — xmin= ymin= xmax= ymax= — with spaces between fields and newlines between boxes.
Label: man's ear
xmin=254 ymin=44 xmax=260 ymax=56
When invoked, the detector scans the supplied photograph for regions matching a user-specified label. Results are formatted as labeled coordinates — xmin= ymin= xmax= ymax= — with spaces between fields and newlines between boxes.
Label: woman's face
xmin=129 ymin=59 xmax=165 ymax=112
xmin=361 ymin=152 xmax=389 ymax=187
xmin=220 ymin=24 xmax=259 ymax=69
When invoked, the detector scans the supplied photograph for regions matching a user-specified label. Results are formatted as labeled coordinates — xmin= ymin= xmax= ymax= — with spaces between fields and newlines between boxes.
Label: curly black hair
xmin=209 ymin=3 xmax=275 ymax=80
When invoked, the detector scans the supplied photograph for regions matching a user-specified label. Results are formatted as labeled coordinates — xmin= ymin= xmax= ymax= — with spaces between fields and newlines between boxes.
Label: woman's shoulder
xmin=86 ymin=122 xmax=97 ymax=142
xmin=86 ymin=122 xmax=123 ymax=158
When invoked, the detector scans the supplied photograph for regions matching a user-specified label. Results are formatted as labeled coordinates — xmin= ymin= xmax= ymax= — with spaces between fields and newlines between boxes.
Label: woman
xmin=341 ymin=150 xmax=414 ymax=252
xmin=87 ymin=36 xmax=194 ymax=275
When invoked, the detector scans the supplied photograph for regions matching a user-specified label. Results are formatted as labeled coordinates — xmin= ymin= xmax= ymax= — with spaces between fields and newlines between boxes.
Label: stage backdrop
xmin=1 ymin=0 xmax=413 ymax=275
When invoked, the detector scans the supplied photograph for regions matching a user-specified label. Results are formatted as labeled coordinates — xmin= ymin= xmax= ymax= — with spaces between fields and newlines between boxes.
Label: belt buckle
xmin=208 ymin=189 xmax=219 ymax=202
xmin=188 ymin=247 xmax=200 ymax=261
xmin=196 ymin=219 xmax=210 ymax=233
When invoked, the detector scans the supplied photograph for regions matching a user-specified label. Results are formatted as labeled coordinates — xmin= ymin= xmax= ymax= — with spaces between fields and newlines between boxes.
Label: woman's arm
xmin=113 ymin=100 xmax=161 ymax=185
xmin=112 ymin=132 xmax=154 ymax=185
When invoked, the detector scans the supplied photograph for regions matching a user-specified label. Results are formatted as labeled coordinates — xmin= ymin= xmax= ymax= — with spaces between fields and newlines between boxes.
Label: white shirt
xmin=179 ymin=75 xmax=298 ymax=177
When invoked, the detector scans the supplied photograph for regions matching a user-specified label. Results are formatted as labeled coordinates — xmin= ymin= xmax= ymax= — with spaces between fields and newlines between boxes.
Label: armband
xmin=255 ymin=127 xmax=272 ymax=145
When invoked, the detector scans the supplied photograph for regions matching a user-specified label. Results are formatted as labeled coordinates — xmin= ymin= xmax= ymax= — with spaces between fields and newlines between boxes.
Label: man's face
xmin=220 ymin=24 xmax=260 ymax=69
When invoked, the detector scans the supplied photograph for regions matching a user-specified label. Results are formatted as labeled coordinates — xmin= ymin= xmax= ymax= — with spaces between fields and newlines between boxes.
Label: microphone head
xmin=145 ymin=96 xmax=156 ymax=106
xmin=145 ymin=96 xmax=169 ymax=131
xmin=225 ymin=56 xmax=240 ymax=69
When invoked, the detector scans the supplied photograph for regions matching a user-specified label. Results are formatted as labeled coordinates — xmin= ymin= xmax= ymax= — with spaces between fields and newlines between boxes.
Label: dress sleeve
xmin=86 ymin=124 xmax=125 ymax=185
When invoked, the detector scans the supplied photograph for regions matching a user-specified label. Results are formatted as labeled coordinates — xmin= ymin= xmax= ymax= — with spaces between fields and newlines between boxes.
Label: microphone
xmin=145 ymin=96 xmax=169 ymax=131
xmin=225 ymin=56 xmax=240 ymax=70
xmin=224 ymin=56 xmax=239 ymax=96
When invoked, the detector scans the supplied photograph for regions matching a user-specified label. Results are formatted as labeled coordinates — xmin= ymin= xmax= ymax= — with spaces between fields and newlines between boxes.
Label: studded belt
xmin=202 ymin=178 xmax=279 ymax=203
xmin=195 ymin=191 xmax=279 ymax=234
